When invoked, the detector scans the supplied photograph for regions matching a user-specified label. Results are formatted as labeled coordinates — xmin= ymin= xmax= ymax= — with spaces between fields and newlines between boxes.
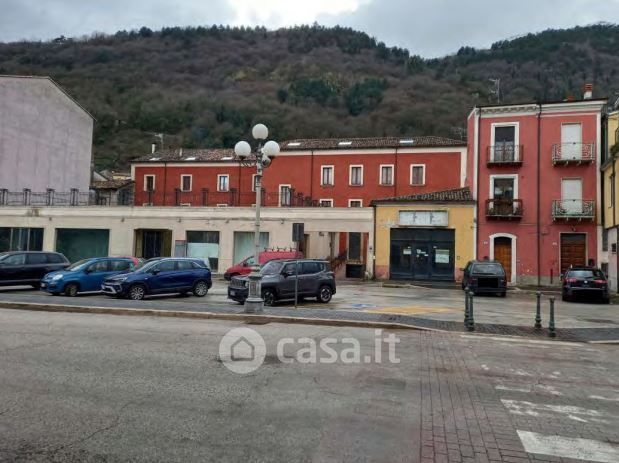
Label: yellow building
xmin=372 ymin=188 xmax=475 ymax=282
xmin=602 ymin=108 xmax=619 ymax=290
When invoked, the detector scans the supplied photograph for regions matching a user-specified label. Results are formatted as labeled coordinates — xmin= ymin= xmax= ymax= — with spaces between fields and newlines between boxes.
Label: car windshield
xmin=472 ymin=263 xmax=504 ymax=275
xmin=65 ymin=259 xmax=91 ymax=271
xmin=567 ymin=269 xmax=603 ymax=279
xmin=136 ymin=261 xmax=159 ymax=273
xmin=260 ymin=261 xmax=283 ymax=275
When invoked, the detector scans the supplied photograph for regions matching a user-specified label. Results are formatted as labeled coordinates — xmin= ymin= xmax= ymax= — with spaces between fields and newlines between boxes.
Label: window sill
xmin=320 ymin=184 xmax=335 ymax=188
xmin=349 ymin=184 xmax=364 ymax=187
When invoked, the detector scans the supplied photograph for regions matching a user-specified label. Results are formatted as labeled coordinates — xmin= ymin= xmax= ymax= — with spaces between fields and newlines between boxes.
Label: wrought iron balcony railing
xmin=0 ymin=189 xmax=133 ymax=207
xmin=551 ymin=199 xmax=595 ymax=220
xmin=551 ymin=143 xmax=595 ymax=165
xmin=485 ymin=199 xmax=523 ymax=219
xmin=487 ymin=145 xmax=523 ymax=165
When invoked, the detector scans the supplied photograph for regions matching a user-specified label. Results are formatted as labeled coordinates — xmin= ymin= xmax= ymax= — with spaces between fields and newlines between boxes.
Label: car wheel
xmin=602 ymin=297 xmax=610 ymax=304
xmin=562 ymin=293 xmax=570 ymax=302
xmin=317 ymin=285 xmax=333 ymax=303
xmin=64 ymin=283 xmax=79 ymax=297
xmin=499 ymin=291 xmax=506 ymax=298
xmin=128 ymin=284 xmax=146 ymax=301
xmin=193 ymin=281 xmax=209 ymax=297
xmin=262 ymin=289 xmax=276 ymax=306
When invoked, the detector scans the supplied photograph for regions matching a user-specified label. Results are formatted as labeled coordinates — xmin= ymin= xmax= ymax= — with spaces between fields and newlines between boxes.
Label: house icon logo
xmin=219 ymin=327 xmax=266 ymax=374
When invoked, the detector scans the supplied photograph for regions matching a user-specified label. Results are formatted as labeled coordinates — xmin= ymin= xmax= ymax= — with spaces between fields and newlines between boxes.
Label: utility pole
xmin=489 ymin=78 xmax=501 ymax=104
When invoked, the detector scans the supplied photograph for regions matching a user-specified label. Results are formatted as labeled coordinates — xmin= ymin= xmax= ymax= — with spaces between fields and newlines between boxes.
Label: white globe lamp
xmin=262 ymin=140 xmax=280 ymax=158
xmin=252 ymin=123 xmax=268 ymax=140
xmin=234 ymin=141 xmax=251 ymax=159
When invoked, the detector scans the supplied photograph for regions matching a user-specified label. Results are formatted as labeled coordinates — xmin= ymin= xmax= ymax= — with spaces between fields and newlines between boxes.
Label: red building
xmin=467 ymin=94 xmax=606 ymax=285
xmin=131 ymin=136 xmax=467 ymax=208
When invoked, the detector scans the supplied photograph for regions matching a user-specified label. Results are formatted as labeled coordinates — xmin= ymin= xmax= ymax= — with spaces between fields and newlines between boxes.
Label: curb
xmin=0 ymin=301 xmax=436 ymax=332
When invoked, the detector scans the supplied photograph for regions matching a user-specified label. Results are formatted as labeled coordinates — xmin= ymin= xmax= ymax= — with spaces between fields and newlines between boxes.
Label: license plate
xmin=230 ymin=290 xmax=236 ymax=296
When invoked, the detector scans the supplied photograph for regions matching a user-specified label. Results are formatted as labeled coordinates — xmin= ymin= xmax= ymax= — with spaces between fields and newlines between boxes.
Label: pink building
xmin=467 ymin=93 xmax=606 ymax=285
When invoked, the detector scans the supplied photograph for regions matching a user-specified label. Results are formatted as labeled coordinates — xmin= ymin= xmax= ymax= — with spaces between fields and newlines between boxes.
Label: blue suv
xmin=102 ymin=258 xmax=212 ymax=300
xmin=41 ymin=257 xmax=137 ymax=296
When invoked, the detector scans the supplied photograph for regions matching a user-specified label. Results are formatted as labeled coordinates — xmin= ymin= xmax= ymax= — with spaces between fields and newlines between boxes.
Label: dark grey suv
xmin=227 ymin=259 xmax=336 ymax=306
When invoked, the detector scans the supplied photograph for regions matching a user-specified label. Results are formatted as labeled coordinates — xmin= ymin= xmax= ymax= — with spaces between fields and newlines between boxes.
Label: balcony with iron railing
xmin=487 ymin=145 xmax=523 ymax=166
xmin=485 ymin=198 xmax=523 ymax=220
xmin=0 ymin=188 xmax=133 ymax=207
xmin=551 ymin=142 xmax=595 ymax=165
xmin=551 ymin=199 xmax=595 ymax=221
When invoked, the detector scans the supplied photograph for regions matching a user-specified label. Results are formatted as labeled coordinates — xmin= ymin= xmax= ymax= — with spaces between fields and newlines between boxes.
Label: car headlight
xmin=52 ymin=274 xmax=63 ymax=281
xmin=112 ymin=277 xmax=128 ymax=283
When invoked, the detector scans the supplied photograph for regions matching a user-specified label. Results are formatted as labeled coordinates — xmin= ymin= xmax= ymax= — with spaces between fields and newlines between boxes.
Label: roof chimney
xmin=151 ymin=143 xmax=156 ymax=154
xmin=583 ymin=83 xmax=593 ymax=100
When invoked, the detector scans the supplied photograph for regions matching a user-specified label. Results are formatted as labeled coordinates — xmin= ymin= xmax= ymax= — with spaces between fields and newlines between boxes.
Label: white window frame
xmin=319 ymin=199 xmax=334 ymax=207
xmin=321 ymin=165 xmax=334 ymax=186
xmin=410 ymin=164 xmax=426 ymax=186
xmin=143 ymin=175 xmax=156 ymax=192
xmin=349 ymin=165 xmax=364 ymax=186
xmin=348 ymin=199 xmax=363 ymax=207
xmin=180 ymin=174 xmax=192 ymax=192
xmin=252 ymin=174 xmax=259 ymax=192
xmin=279 ymin=184 xmax=292 ymax=207
xmin=379 ymin=164 xmax=394 ymax=186
xmin=489 ymin=174 xmax=519 ymax=199
xmin=490 ymin=122 xmax=520 ymax=154
xmin=217 ymin=174 xmax=230 ymax=192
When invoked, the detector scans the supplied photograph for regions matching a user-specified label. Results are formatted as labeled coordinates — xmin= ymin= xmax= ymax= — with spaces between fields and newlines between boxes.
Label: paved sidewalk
xmin=1 ymin=292 xmax=618 ymax=342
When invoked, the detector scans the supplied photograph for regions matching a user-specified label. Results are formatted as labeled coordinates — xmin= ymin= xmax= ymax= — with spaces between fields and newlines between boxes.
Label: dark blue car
xmin=41 ymin=257 xmax=137 ymax=296
xmin=101 ymin=258 xmax=212 ymax=300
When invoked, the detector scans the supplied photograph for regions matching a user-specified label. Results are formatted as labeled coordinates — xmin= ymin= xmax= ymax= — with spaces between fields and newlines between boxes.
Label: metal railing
xmin=487 ymin=145 xmax=523 ymax=165
xmin=485 ymin=199 xmax=523 ymax=219
xmin=552 ymin=199 xmax=595 ymax=220
xmin=0 ymin=189 xmax=133 ymax=207
xmin=551 ymin=142 xmax=595 ymax=164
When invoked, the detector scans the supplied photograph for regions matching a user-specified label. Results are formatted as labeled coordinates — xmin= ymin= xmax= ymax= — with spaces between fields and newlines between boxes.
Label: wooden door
xmin=560 ymin=234 xmax=586 ymax=273
xmin=494 ymin=237 xmax=512 ymax=282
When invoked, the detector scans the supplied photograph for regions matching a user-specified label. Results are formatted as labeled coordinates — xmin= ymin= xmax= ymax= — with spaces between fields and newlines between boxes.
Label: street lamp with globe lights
xmin=234 ymin=124 xmax=280 ymax=313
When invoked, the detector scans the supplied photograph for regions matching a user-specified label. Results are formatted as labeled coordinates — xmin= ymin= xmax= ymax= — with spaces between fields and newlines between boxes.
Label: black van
xmin=461 ymin=260 xmax=507 ymax=297
xmin=0 ymin=251 xmax=70 ymax=288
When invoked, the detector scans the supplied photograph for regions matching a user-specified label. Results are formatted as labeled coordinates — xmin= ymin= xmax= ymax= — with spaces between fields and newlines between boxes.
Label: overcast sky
xmin=1 ymin=0 xmax=619 ymax=57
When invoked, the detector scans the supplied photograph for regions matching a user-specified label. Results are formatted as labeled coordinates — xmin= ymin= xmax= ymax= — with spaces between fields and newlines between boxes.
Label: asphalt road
xmin=1 ymin=309 xmax=618 ymax=462
xmin=0 ymin=280 xmax=617 ymax=328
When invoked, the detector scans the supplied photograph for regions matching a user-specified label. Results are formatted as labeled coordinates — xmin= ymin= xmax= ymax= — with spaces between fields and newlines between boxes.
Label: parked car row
xmin=0 ymin=251 xmax=213 ymax=300
xmin=460 ymin=258 xmax=610 ymax=303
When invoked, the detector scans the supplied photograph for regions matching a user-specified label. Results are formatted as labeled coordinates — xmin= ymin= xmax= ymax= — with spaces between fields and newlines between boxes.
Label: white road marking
xmin=537 ymin=385 xmax=562 ymax=396
xmin=501 ymin=399 xmax=608 ymax=423
xmin=517 ymin=430 xmax=619 ymax=463
xmin=460 ymin=335 xmax=582 ymax=347
xmin=481 ymin=364 xmax=490 ymax=371
xmin=495 ymin=385 xmax=530 ymax=393
xmin=589 ymin=395 xmax=619 ymax=402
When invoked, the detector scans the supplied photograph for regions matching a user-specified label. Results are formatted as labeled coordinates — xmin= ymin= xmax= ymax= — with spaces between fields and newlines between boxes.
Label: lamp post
xmin=234 ymin=124 xmax=280 ymax=313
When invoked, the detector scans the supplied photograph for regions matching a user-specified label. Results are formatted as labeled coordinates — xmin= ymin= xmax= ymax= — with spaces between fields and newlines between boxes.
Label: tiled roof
xmin=90 ymin=179 xmax=134 ymax=190
xmin=131 ymin=148 xmax=236 ymax=163
xmin=281 ymin=136 xmax=466 ymax=150
xmin=371 ymin=187 xmax=474 ymax=205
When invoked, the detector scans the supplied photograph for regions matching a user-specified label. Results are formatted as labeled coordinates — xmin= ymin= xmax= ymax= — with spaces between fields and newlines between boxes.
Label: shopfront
xmin=372 ymin=188 xmax=475 ymax=282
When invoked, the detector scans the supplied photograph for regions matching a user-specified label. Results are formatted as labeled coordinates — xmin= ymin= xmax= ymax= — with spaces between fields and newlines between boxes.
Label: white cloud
xmin=320 ymin=0 xmax=619 ymax=57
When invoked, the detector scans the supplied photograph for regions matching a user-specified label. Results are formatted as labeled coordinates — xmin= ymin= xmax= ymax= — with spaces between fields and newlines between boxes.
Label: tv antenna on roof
xmin=489 ymin=78 xmax=501 ymax=104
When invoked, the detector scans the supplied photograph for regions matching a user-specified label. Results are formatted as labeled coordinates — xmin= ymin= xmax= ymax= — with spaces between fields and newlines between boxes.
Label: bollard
xmin=467 ymin=291 xmax=475 ymax=331
xmin=464 ymin=288 xmax=470 ymax=326
xmin=548 ymin=296 xmax=556 ymax=338
xmin=535 ymin=291 xmax=542 ymax=329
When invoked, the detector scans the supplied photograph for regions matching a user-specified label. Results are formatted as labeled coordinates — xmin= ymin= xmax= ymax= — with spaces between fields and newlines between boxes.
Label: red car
xmin=224 ymin=250 xmax=303 ymax=280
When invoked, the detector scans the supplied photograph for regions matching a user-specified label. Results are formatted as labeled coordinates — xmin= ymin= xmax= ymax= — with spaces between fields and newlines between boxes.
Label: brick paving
xmin=418 ymin=331 xmax=619 ymax=462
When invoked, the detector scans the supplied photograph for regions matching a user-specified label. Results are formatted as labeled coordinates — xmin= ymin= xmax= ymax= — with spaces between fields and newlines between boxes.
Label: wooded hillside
xmin=1 ymin=23 xmax=617 ymax=168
